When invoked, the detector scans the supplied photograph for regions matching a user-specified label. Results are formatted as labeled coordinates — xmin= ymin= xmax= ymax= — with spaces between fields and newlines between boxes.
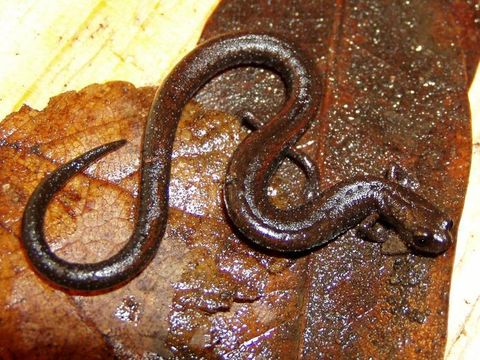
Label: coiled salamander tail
xmin=20 ymin=33 xmax=326 ymax=291
xmin=21 ymin=32 xmax=453 ymax=292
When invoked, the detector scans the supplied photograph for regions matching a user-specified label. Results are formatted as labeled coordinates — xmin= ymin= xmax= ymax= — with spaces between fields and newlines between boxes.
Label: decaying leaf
xmin=195 ymin=0 xmax=476 ymax=358
xmin=0 ymin=81 xmax=305 ymax=358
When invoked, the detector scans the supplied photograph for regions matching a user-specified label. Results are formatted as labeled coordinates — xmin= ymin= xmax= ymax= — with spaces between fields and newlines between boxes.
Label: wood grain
xmin=0 ymin=0 xmax=220 ymax=120
xmin=446 ymin=63 xmax=480 ymax=360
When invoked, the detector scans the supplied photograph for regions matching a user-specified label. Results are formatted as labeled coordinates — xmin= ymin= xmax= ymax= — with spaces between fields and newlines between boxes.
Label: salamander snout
xmin=411 ymin=219 xmax=453 ymax=255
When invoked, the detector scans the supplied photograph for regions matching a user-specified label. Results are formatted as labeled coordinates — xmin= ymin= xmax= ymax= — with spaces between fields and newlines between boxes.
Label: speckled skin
xmin=21 ymin=33 xmax=453 ymax=292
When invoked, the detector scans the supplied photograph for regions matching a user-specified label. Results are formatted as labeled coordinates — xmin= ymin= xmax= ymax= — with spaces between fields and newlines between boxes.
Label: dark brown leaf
xmin=195 ymin=0 xmax=477 ymax=358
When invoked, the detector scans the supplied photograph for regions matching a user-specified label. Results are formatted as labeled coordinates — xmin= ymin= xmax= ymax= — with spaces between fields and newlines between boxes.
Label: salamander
xmin=21 ymin=32 xmax=453 ymax=292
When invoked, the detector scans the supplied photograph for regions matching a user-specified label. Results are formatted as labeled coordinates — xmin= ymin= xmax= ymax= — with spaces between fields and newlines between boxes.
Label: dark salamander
xmin=21 ymin=33 xmax=453 ymax=292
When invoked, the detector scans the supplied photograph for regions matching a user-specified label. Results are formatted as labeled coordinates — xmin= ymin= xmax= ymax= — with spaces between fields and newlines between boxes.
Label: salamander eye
xmin=413 ymin=230 xmax=433 ymax=246
xmin=443 ymin=219 xmax=453 ymax=231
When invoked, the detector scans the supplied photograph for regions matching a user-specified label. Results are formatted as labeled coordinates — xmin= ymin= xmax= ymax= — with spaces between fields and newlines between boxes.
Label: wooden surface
xmin=0 ymin=1 xmax=478 ymax=358
xmin=0 ymin=0 xmax=220 ymax=120
xmin=446 ymin=64 xmax=480 ymax=360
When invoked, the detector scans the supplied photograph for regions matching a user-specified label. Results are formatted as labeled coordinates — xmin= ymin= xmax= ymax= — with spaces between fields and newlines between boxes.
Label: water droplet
xmin=115 ymin=296 xmax=141 ymax=324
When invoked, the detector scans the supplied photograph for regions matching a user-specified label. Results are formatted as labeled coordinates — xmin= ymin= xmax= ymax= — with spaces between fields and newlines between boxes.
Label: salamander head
xmin=406 ymin=215 xmax=453 ymax=255
xmin=382 ymin=182 xmax=454 ymax=255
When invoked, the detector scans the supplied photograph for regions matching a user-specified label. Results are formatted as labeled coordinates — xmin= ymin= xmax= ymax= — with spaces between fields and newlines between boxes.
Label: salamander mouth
xmin=433 ymin=232 xmax=452 ymax=253
xmin=413 ymin=231 xmax=452 ymax=255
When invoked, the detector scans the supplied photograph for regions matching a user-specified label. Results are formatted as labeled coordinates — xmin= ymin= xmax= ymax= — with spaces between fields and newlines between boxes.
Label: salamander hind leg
xmin=240 ymin=110 xmax=321 ymax=201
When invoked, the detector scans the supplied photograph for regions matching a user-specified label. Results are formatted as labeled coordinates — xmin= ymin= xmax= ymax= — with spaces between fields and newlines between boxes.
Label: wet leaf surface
xmin=194 ymin=0 xmax=478 ymax=358
xmin=0 ymin=0 xmax=478 ymax=359
xmin=0 ymin=81 xmax=307 ymax=358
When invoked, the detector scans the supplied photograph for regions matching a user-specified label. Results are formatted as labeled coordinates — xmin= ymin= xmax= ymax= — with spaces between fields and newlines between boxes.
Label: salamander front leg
xmin=357 ymin=212 xmax=409 ymax=255
xmin=357 ymin=212 xmax=384 ymax=243
xmin=386 ymin=163 xmax=419 ymax=191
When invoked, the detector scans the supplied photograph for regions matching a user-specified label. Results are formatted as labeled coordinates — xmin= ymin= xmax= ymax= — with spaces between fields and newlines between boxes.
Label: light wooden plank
xmin=0 ymin=0 xmax=220 ymax=120
xmin=446 ymin=63 xmax=480 ymax=360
